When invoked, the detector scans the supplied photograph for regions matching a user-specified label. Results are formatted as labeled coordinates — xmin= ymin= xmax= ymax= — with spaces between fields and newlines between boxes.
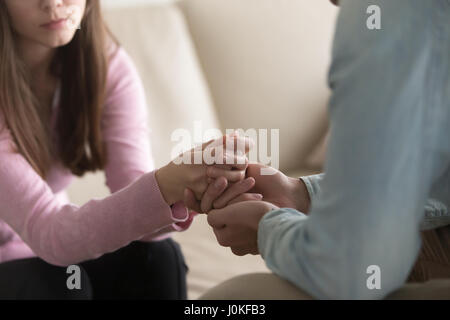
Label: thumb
xmin=183 ymin=188 xmax=201 ymax=213
xmin=207 ymin=207 xmax=231 ymax=229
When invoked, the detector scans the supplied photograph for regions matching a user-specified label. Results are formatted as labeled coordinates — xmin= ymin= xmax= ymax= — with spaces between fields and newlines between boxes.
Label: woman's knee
xmin=139 ymin=238 xmax=189 ymax=299
xmin=139 ymin=238 xmax=188 ymax=272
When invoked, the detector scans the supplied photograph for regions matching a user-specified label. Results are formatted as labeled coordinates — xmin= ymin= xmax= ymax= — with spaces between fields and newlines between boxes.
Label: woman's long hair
xmin=0 ymin=0 xmax=117 ymax=178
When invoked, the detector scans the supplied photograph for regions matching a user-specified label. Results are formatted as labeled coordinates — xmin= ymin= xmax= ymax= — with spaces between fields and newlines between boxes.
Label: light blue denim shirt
xmin=258 ymin=0 xmax=450 ymax=299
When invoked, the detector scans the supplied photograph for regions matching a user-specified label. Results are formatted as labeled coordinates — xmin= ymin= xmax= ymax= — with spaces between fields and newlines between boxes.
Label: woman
xmin=0 ymin=0 xmax=251 ymax=299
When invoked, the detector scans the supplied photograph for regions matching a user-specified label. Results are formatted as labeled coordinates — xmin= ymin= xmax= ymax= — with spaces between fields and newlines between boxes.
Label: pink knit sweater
xmin=0 ymin=47 xmax=193 ymax=266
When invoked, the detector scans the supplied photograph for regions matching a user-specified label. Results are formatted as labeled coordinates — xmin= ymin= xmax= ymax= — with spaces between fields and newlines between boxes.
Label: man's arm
xmin=301 ymin=174 xmax=450 ymax=230
xmin=258 ymin=0 xmax=447 ymax=299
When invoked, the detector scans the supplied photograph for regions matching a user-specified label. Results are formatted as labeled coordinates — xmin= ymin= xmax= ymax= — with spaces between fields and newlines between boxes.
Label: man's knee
xmin=386 ymin=279 xmax=450 ymax=300
xmin=199 ymin=273 xmax=313 ymax=300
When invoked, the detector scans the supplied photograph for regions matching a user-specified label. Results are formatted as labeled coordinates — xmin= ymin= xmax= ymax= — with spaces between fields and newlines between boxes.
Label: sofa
xmin=67 ymin=0 xmax=339 ymax=299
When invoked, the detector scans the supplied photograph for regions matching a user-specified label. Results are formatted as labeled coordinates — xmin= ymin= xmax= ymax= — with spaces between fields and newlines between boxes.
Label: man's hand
xmin=207 ymin=200 xmax=279 ymax=256
xmin=208 ymin=163 xmax=311 ymax=213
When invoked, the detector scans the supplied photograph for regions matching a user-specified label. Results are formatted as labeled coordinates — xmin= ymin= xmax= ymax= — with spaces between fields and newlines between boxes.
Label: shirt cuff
xmin=257 ymin=207 xmax=307 ymax=260
xmin=300 ymin=173 xmax=324 ymax=203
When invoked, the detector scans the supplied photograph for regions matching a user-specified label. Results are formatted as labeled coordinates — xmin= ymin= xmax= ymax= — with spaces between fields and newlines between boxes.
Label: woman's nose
xmin=40 ymin=0 xmax=64 ymax=13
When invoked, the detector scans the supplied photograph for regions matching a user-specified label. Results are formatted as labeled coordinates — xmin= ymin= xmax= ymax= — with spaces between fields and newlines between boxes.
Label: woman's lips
xmin=40 ymin=18 xmax=68 ymax=30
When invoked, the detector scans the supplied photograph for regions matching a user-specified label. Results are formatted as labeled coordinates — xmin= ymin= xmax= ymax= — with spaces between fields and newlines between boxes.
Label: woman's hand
xmin=183 ymin=176 xmax=261 ymax=213
xmin=156 ymin=134 xmax=253 ymax=206
xmin=207 ymin=163 xmax=311 ymax=212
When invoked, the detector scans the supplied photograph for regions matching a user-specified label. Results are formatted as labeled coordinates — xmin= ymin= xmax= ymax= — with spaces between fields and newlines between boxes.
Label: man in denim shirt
xmin=193 ymin=0 xmax=450 ymax=299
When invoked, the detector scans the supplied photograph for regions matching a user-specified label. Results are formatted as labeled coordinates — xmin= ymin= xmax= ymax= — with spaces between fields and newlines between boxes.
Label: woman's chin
xmin=39 ymin=33 xmax=77 ymax=48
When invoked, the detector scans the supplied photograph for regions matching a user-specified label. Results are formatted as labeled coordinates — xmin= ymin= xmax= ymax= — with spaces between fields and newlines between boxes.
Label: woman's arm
xmin=102 ymin=48 xmax=154 ymax=193
xmin=101 ymin=47 xmax=193 ymax=238
xmin=0 ymin=127 xmax=186 ymax=266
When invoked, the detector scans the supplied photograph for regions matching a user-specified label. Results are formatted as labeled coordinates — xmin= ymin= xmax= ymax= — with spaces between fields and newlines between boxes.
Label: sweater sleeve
xmin=102 ymin=47 xmax=155 ymax=192
xmin=101 ymin=47 xmax=191 ymax=238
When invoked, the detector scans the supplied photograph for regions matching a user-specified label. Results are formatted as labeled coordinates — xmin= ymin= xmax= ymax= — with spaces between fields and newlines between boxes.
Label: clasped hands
xmin=159 ymin=133 xmax=311 ymax=257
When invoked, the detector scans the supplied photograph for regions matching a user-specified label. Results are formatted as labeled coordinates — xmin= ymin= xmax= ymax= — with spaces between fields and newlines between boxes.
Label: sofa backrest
xmin=179 ymin=0 xmax=338 ymax=172
xmin=103 ymin=3 xmax=220 ymax=169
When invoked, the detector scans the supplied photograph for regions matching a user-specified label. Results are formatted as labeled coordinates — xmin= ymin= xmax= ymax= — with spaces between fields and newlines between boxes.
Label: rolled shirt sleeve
xmin=300 ymin=173 xmax=450 ymax=230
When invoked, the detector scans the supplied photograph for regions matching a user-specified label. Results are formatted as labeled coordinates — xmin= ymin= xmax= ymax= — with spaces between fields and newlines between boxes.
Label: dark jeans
xmin=0 ymin=238 xmax=188 ymax=300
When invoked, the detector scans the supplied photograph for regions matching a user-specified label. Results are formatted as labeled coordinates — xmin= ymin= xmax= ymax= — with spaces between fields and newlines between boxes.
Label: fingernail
xmin=255 ymin=194 xmax=263 ymax=199
xmin=244 ymin=177 xmax=254 ymax=185
xmin=214 ymin=179 xmax=223 ymax=188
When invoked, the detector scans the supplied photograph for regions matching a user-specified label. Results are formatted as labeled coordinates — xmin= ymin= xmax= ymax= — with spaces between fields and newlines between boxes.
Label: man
xmin=185 ymin=0 xmax=450 ymax=299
